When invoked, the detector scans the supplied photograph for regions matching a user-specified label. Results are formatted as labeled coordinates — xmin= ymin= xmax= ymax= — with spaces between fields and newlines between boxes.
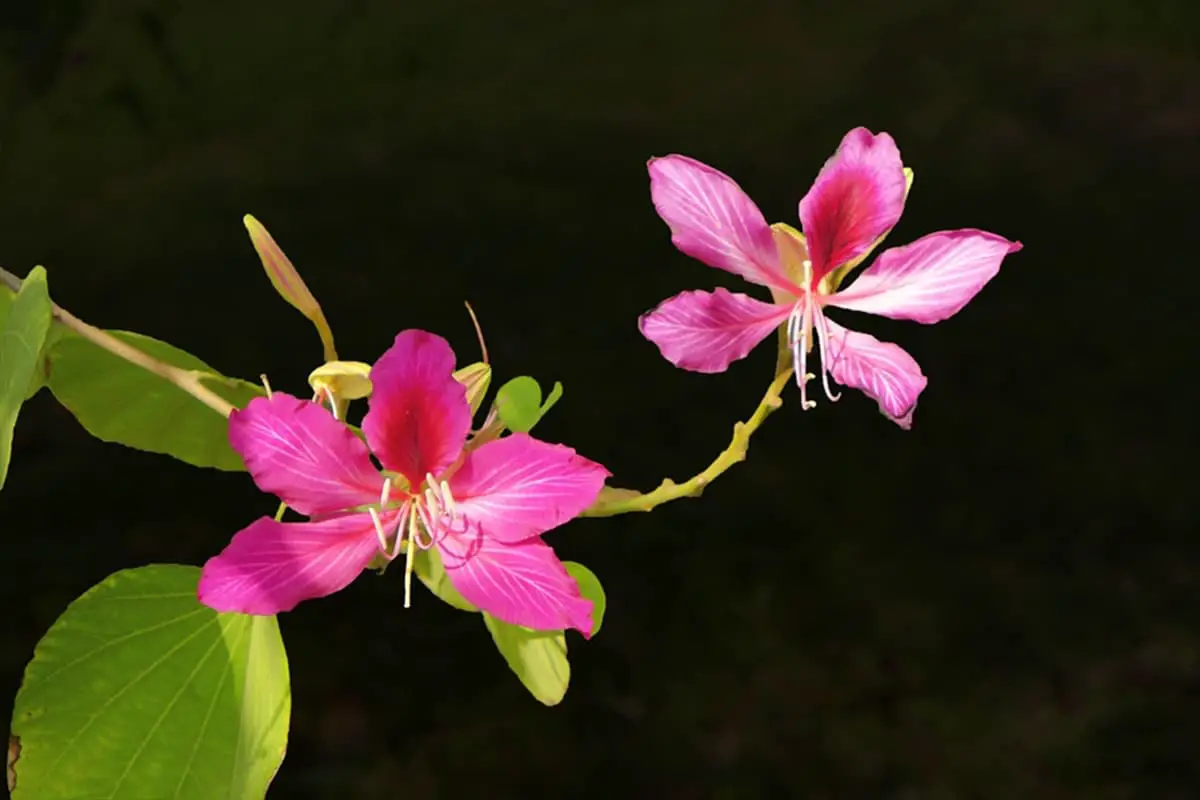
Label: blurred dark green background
xmin=2 ymin=1 xmax=1195 ymax=797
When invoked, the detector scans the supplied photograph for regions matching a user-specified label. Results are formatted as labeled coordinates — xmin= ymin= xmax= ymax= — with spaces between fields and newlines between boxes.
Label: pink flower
xmin=198 ymin=330 xmax=608 ymax=635
xmin=639 ymin=127 xmax=1022 ymax=428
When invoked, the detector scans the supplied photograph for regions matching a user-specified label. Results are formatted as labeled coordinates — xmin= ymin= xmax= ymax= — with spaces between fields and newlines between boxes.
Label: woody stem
xmin=0 ymin=266 xmax=235 ymax=417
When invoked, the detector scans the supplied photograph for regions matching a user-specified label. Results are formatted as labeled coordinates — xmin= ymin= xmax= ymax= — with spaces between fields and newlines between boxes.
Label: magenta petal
xmin=648 ymin=155 xmax=797 ymax=293
xmin=197 ymin=512 xmax=388 ymax=615
xmin=450 ymin=433 xmax=609 ymax=544
xmin=438 ymin=530 xmax=594 ymax=636
xmin=362 ymin=330 xmax=471 ymax=483
xmin=822 ymin=317 xmax=928 ymax=429
xmin=229 ymin=393 xmax=384 ymax=516
xmin=639 ymin=288 xmax=790 ymax=373
xmin=798 ymin=128 xmax=908 ymax=283
xmin=829 ymin=230 xmax=1022 ymax=323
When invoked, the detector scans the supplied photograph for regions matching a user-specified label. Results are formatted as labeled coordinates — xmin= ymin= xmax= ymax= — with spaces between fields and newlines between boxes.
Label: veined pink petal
xmin=363 ymin=330 xmax=471 ymax=484
xmin=438 ymin=531 xmax=594 ymax=636
xmin=639 ymin=288 xmax=790 ymax=373
xmin=198 ymin=512 xmax=390 ymax=615
xmin=450 ymin=433 xmax=609 ymax=544
xmin=828 ymin=230 xmax=1022 ymax=323
xmin=798 ymin=128 xmax=907 ymax=284
xmin=822 ymin=317 xmax=928 ymax=429
xmin=648 ymin=155 xmax=797 ymax=293
xmin=229 ymin=393 xmax=384 ymax=516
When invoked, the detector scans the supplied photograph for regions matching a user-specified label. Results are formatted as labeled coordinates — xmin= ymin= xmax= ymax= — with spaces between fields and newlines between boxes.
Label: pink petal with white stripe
xmin=798 ymin=128 xmax=908 ymax=284
xmin=198 ymin=512 xmax=392 ymax=615
xmin=363 ymin=329 xmax=471 ymax=484
xmin=648 ymin=155 xmax=796 ymax=293
xmin=829 ymin=230 xmax=1022 ymax=323
xmin=821 ymin=317 xmax=928 ymax=429
xmin=451 ymin=433 xmax=609 ymax=544
xmin=438 ymin=531 xmax=594 ymax=636
xmin=639 ymin=288 xmax=790 ymax=373
xmin=229 ymin=393 xmax=384 ymax=516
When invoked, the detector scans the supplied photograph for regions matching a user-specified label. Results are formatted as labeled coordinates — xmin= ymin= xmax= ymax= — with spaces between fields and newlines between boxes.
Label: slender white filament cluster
xmin=366 ymin=474 xmax=466 ymax=609
xmin=784 ymin=259 xmax=842 ymax=410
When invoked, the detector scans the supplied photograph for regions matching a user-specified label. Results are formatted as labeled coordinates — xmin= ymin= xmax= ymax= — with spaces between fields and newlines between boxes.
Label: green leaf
xmin=483 ymin=614 xmax=570 ymax=706
xmin=0 ymin=267 xmax=53 ymax=490
xmin=541 ymin=381 xmax=564 ymax=420
xmin=22 ymin=323 xmax=65 ymax=401
xmin=47 ymin=331 xmax=264 ymax=471
xmin=412 ymin=548 xmax=478 ymax=612
xmin=495 ymin=376 xmax=540 ymax=433
xmin=494 ymin=376 xmax=564 ymax=434
xmin=9 ymin=565 xmax=290 ymax=799
xmin=563 ymin=562 xmax=607 ymax=637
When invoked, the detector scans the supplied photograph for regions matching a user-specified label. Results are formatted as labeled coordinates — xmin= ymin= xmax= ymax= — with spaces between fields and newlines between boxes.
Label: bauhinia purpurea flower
xmin=198 ymin=329 xmax=608 ymax=636
xmin=639 ymin=127 xmax=1023 ymax=428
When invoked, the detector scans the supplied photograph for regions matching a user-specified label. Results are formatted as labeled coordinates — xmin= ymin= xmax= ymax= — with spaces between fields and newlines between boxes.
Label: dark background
xmin=2 ymin=1 xmax=1196 ymax=797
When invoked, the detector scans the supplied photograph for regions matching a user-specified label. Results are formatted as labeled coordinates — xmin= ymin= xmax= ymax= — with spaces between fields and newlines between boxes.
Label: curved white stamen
xmin=380 ymin=477 xmax=392 ymax=509
xmin=786 ymin=302 xmax=804 ymax=388
xmin=812 ymin=308 xmax=842 ymax=403
xmin=368 ymin=507 xmax=389 ymax=553
xmin=260 ymin=374 xmax=273 ymax=398
xmin=401 ymin=475 xmax=468 ymax=610
xmin=439 ymin=480 xmax=458 ymax=516
xmin=412 ymin=505 xmax=436 ymax=549
xmin=784 ymin=259 xmax=819 ymax=410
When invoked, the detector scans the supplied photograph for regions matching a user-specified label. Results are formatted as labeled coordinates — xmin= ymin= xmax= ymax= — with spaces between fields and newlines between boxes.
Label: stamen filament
xmin=403 ymin=506 xmax=418 ymax=608
xmin=786 ymin=259 xmax=819 ymax=410
xmin=812 ymin=309 xmax=842 ymax=403
xmin=439 ymin=480 xmax=458 ymax=516
xmin=368 ymin=507 xmax=389 ymax=553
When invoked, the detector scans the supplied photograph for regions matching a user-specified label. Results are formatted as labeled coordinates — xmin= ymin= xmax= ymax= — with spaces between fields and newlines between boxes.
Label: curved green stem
xmin=583 ymin=364 xmax=794 ymax=518
xmin=0 ymin=266 xmax=235 ymax=417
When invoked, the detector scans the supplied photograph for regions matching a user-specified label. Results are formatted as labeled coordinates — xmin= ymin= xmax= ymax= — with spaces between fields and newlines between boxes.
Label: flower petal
xmin=798 ymin=128 xmax=908 ymax=283
xmin=362 ymin=329 xmax=471 ymax=483
xmin=438 ymin=531 xmax=594 ymax=636
xmin=198 ymin=512 xmax=388 ymax=615
xmin=821 ymin=317 xmax=928 ymax=429
xmin=229 ymin=393 xmax=384 ymax=516
xmin=827 ymin=230 xmax=1022 ymax=323
xmin=648 ymin=155 xmax=796 ymax=292
xmin=450 ymin=433 xmax=609 ymax=544
xmin=639 ymin=288 xmax=790 ymax=373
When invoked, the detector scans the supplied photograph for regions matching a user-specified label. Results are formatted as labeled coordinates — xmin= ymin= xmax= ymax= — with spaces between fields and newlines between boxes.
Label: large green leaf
xmin=483 ymin=614 xmax=570 ymax=706
xmin=0 ymin=267 xmax=53 ymax=490
xmin=9 ymin=565 xmax=290 ymax=799
xmin=493 ymin=376 xmax=563 ymax=434
xmin=563 ymin=561 xmax=607 ymax=637
xmin=47 ymin=331 xmax=264 ymax=471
